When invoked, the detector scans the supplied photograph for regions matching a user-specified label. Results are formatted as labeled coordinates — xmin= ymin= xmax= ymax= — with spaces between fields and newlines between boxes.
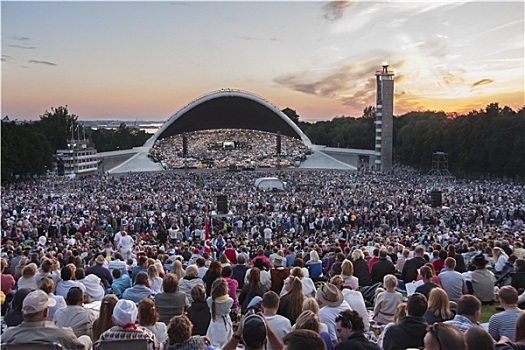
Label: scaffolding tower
xmin=427 ymin=152 xmax=454 ymax=178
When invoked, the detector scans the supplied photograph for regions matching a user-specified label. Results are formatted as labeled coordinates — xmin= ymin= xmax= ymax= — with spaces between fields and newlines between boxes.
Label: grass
xmin=479 ymin=303 xmax=499 ymax=323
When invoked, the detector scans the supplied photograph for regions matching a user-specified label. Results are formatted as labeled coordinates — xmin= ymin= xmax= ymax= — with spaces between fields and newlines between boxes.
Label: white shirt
xmin=264 ymin=227 xmax=272 ymax=240
xmin=341 ymin=289 xmax=370 ymax=332
xmin=113 ymin=231 xmax=122 ymax=247
xmin=119 ymin=235 xmax=134 ymax=251
xmin=266 ymin=314 xmax=292 ymax=347
xmin=318 ymin=300 xmax=352 ymax=342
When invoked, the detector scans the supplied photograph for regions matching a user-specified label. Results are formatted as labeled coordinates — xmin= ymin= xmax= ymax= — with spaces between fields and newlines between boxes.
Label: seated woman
xmin=163 ymin=314 xmax=211 ymax=350
xmin=239 ymin=268 xmax=268 ymax=313
xmin=155 ymin=273 xmax=190 ymax=324
xmin=38 ymin=276 xmax=66 ymax=320
xmin=306 ymin=250 xmax=324 ymax=281
xmin=138 ymin=298 xmax=167 ymax=344
xmin=92 ymin=294 xmax=118 ymax=342
xmin=424 ymin=287 xmax=454 ymax=324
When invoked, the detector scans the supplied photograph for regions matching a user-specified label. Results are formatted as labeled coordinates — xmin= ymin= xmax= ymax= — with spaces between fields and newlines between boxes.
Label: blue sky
xmin=2 ymin=1 xmax=524 ymax=122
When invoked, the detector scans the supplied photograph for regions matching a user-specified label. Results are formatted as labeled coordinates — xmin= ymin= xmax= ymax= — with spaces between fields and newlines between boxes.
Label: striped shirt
xmin=488 ymin=309 xmax=522 ymax=341
xmin=94 ymin=326 xmax=162 ymax=350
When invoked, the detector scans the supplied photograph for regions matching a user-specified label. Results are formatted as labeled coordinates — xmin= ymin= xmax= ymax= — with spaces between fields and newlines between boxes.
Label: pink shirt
xmin=224 ymin=277 xmax=239 ymax=309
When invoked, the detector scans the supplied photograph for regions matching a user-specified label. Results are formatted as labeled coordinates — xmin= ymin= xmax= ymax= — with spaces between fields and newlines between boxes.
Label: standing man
xmin=118 ymin=230 xmax=134 ymax=261
xmin=264 ymin=225 xmax=273 ymax=242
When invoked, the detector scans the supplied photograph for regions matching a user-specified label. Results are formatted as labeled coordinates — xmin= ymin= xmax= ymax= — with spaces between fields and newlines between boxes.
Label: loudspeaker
xmin=276 ymin=131 xmax=281 ymax=154
xmin=182 ymin=133 xmax=188 ymax=157
xmin=217 ymin=195 xmax=228 ymax=214
xmin=430 ymin=190 xmax=442 ymax=208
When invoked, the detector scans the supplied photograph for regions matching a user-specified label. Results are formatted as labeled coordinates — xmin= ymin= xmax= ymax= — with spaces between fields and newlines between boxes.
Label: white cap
xmin=113 ymin=299 xmax=138 ymax=326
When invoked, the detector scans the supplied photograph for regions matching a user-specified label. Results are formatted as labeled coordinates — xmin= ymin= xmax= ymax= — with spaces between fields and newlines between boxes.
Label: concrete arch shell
xmin=144 ymin=90 xmax=312 ymax=148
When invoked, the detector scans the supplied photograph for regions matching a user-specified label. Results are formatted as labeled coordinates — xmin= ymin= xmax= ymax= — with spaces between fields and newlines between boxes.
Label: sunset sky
xmin=2 ymin=1 xmax=524 ymax=122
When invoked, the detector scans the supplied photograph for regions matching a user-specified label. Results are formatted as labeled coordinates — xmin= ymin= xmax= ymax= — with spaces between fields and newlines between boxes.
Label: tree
xmin=1 ymin=121 xmax=52 ymax=181
xmin=362 ymin=106 xmax=376 ymax=119
xmin=282 ymin=107 xmax=300 ymax=124
xmin=36 ymin=106 xmax=79 ymax=151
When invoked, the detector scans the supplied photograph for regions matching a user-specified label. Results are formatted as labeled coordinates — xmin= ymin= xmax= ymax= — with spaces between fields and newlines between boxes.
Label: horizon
xmin=2 ymin=1 xmax=524 ymax=122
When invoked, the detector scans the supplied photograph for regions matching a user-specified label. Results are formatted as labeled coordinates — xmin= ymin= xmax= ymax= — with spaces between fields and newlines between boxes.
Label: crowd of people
xmin=1 ymin=166 xmax=525 ymax=349
xmin=148 ymin=129 xmax=311 ymax=170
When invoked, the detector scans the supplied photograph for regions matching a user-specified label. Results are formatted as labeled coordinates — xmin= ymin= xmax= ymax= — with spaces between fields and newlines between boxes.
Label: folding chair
xmin=1 ymin=343 xmax=63 ymax=350
xmin=94 ymin=338 xmax=150 ymax=350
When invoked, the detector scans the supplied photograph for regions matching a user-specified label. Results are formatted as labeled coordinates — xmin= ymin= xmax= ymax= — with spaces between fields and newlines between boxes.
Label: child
xmin=373 ymin=274 xmax=403 ymax=325
xmin=187 ymin=284 xmax=211 ymax=336
xmin=206 ymin=278 xmax=233 ymax=349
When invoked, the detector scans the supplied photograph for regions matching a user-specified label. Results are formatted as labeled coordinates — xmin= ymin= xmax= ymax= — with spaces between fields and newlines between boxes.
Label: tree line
xmin=1 ymin=106 xmax=150 ymax=181
xmin=2 ymin=103 xmax=523 ymax=182
xmin=291 ymin=103 xmax=524 ymax=180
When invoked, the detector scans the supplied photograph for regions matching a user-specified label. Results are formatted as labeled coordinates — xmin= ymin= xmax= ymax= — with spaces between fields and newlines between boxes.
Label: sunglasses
xmin=427 ymin=323 xmax=444 ymax=350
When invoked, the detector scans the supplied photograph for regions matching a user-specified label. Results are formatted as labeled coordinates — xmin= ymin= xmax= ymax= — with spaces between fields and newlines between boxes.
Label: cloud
xmin=10 ymin=35 xmax=31 ymax=41
xmin=28 ymin=60 xmax=57 ymax=66
xmin=322 ymin=1 xmax=352 ymax=21
xmin=471 ymin=78 xmax=494 ymax=89
xmin=275 ymin=70 xmax=349 ymax=98
xmin=275 ymin=58 xmax=403 ymax=98
xmin=7 ymin=44 xmax=36 ymax=49
xmin=275 ymin=58 xmax=405 ymax=116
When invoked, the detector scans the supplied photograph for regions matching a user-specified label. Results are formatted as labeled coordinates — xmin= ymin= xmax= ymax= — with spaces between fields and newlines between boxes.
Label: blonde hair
xmin=310 ymin=250 xmax=321 ymax=262
xmin=172 ymin=260 xmax=186 ymax=279
xmin=302 ymin=297 xmax=320 ymax=314
xmin=352 ymin=249 xmax=364 ymax=261
xmin=147 ymin=265 xmax=159 ymax=280
xmin=493 ymin=247 xmax=508 ymax=261
xmin=295 ymin=310 xmax=320 ymax=333
xmin=383 ymin=274 xmax=398 ymax=289
xmin=341 ymin=259 xmax=354 ymax=276
xmin=66 ymin=263 xmax=77 ymax=279
xmin=427 ymin=288 xmax=453 ymax=320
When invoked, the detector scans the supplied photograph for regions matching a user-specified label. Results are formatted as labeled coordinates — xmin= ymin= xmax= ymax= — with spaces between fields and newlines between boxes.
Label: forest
xmin=1 ymin=106 xmax=150 ymax=181
xmin=1 ymin=103 xmax=524 ymax=182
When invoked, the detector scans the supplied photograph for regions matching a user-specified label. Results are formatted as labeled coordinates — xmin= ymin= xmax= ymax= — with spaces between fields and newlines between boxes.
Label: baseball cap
xmin=22 ymin=290 xmax=56 ymax=314
xmin=113 ymin=299 xmax=138 ymax=326
xmin=242 ymin=314 xmax=267 ymax=347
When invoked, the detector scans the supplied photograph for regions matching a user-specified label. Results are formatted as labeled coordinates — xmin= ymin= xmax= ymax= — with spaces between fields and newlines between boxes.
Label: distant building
xmin=55 ymin=139 xmax=98 ymax=176
xmin=375 ymin=63 xmax=394 ymax=173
